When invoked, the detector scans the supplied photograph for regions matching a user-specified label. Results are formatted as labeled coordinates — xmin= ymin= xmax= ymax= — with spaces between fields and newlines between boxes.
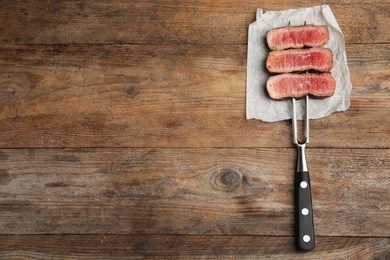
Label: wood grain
xmin=0 ymin=235 xmax=388 ymax=259
xmin=0 ymin=0 xmax=389 ymax=45
xmin=0 ymin=0 xmax=389 ymax=257
xmin=0 ymin=148 xmax=388 ymax=236
xmin=0 ymin=43 xmax=388 ymax=148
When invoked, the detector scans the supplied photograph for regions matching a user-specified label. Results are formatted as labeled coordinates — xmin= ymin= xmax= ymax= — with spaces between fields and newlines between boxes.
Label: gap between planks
xmin=0 ymin=234 xmax=388 ymax=238
xmin=0 ymin=147 xmax=387 ymax=150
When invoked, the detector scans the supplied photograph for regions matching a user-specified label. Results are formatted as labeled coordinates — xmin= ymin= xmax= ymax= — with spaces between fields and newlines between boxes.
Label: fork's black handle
xmin=295 ymin=171 xmax=315 ymax=251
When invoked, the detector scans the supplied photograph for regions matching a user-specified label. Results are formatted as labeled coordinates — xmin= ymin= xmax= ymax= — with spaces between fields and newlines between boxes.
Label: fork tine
xmin=292 ymin=97 xmax=298 ymax=145
xmin=292 ymin=95 xmax=309 ymax=145
xmin=305 ymin=95 xmax=309 ymax=144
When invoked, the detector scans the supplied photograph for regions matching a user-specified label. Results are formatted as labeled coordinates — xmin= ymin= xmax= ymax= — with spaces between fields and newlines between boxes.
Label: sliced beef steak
xmin=266 ymin=73 xmax=336 ymax=100
xmin=266 ymin=25 xmax=329 ymax=51
xmin=266 ymin=47 xmax=333 ymax=73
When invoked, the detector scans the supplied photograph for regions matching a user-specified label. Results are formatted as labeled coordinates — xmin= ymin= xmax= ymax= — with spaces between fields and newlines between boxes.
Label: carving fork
xmin=292 ymin=95 xmax=315 ymax=251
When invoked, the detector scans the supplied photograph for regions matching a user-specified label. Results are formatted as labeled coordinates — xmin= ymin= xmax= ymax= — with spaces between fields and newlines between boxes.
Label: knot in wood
xmin=210 ymin=168 xmax=242 ymax=192
xmin=123 ymin=86 xmax=138 ymax=99
xmin=0 ymin=73 xmax=40 ymax=107
xmin=0 ymin=80 xmax=22 ymax=107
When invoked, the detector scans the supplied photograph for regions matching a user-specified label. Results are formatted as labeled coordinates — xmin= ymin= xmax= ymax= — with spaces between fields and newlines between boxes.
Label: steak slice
xmin=266 ymin=73 xmax=336 ymax=100
xmin=266 ymin=25 xmax=329 ymax=51
xmin=266 ymin=47 xmax=333 ymax=73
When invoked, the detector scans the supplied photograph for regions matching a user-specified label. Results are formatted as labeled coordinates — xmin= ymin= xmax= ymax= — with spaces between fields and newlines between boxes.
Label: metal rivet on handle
xmin=303 ymin=235 xmax=311 ymax=242
xmin=300 ymin=181 xmax=308 ymax=188
xmin=302 ymin=208 xmax=309 ymax=215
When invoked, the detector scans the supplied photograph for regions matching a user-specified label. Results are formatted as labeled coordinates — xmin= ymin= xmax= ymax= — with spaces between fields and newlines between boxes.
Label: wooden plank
xmin=0 ymin=235 xmax=389 ymax=259
xmin=0 ymin=148 xmax=388 ymax=236
xmin=0 ymin=44 xmax=388 ymax=148
xmin=0 ymin=0 xmax=389 ymax=45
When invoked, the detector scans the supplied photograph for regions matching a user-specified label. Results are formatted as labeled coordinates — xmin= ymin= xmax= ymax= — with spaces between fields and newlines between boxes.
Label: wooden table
xmin=0 ymin=0 xmax=389 ymax=259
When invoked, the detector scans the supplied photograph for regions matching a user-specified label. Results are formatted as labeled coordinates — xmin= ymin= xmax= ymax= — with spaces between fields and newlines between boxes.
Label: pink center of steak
xmin=266 ymin=74 xmax=335 ymax=99
xmin=266 ymin=48 xmax=333 ymax=73
xmin=267 ymin=25 xmax=329 ymax=50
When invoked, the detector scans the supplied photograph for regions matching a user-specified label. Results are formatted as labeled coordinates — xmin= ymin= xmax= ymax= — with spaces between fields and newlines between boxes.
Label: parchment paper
xmin=246 ymin=5 xmax=352 ymax=122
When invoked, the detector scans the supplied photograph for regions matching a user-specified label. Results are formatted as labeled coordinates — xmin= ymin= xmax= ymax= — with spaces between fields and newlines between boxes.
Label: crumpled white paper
xmin=246 ymin=5 xmax=352 ymax=122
